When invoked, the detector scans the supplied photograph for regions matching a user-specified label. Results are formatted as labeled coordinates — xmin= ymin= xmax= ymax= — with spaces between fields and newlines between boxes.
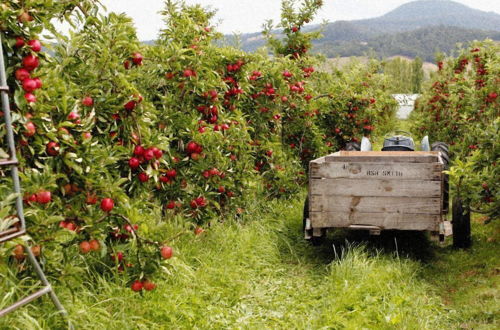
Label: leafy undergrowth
xmin=0 ymin=196 xmax=498 ymax=329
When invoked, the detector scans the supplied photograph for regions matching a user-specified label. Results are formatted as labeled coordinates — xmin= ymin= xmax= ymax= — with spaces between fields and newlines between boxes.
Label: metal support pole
xmin=0 ymin=34 xmax=73 ymax=329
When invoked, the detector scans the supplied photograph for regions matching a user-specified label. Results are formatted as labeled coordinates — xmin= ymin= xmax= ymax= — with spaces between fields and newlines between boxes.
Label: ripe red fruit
xmin=131 ymin=280 xmax=143 ymax=292
xmin=128 ymin=157 xmax=140 ymax=169
xmin=85 ymin=192 xmax=98 ymax=205
xmin=143 ymin=149 xmax=155 ymax=161
xmin=291 ymin=26 xmax=299 ymax=32
xmin=132 ymin=52 xmax=143 ymax=65
xmin=138 ymin=172 xmax=149 ymax=182
xmin=100 ymin=198 xmax=114 ymax=212
xmin=133 ymin=145 xmax=145 ymax=156
xmin=143 ymin=280 xmax=156 ymax=291
xmin=89 ymin=239 xmax=100 ymax=252
xmin=27 ymin=39 xmax=42 ymax=52
xmin=152 ymin=148 xmax=163 ymax=159
xmin=194 ymin=227 xmax=204 ymax=236
xmin=24 ymin=93 xmax=36 ymax=103
xmin=82 ymin=132 xmax=92 ymax=140
xmin=111 ymin=252 xmax=124 ymax=262
xmin=166 ymin=169 xmax=177 ymax=178
xmin=266 ymin=150 xmax=273 ymax=157
xmin=33 ymin=77 xmax=42 ymax=89
xmin=124 ymin=100 xmax=137 ymax=111
xmin=159 ymin=175 xmax=171 ymax=184
xmin=82 ymin=96 xmax=93 ymax=107
xmin=22 ymin=78 xmax=37 ymax=92
xmin=79 ymin=241 xmax=91 ymax=254
xmin=36 ymin=190 xmax=51 ymax=204
xmin=22 ymin=54 xmax=39 ymax=71
xmin=17 ymin=11 xmax=33 ymax=23
xmin=46 ymin=141 xmax=60 ymax=156
xmin=166 ymin=201 xmax=176 ymax=209
xmin=15 ymin=68 xmax=30 ymax=81
xmin=14 ymin=36 xmax=25 ymax=48
xmin=183 ymin=69 xmax=195 ymax=77
xmin=24 ymin=121 xmax=36 ymax=137
xmin=66 ymin=222 xmax=77 ymax=231
xmin=218 ymin=186 xmax=225 ymax=193
xmin=160 ymin=246 xmax=173 ymax=259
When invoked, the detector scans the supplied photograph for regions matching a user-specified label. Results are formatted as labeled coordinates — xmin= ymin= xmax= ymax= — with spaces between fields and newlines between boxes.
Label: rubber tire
xmin=345 ymin=141 xmax=361 ymax=151
xmin=431 ymin=142 xmax=450 ymax=214
xmin=303 ymin=197 xmax=324 ymax=246
xmin=452 ymin=197 xmax=471 ymax=248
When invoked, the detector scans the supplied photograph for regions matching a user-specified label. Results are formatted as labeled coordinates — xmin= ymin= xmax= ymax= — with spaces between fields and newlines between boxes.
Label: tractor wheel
xmin=345 ymin=141 xmax=361 ymax=151
xmin=452 ymin=197 xmax=471 ymax=248
xmin=432 ymin=142 xmax=450 ymax=213
xmin=303 ymin=197 xmax=324 ymax=246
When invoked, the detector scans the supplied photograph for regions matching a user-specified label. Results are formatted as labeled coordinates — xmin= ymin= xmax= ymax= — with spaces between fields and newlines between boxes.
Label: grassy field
xmin=1 ymin=194 xmax=498 ymax=329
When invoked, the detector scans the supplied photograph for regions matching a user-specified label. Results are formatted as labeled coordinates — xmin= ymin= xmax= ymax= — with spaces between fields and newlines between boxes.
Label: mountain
xmin=228 ymin=0 xmax=500 ymax=60
xmin=355 ymin=0 xmax=500 ymax=33
xmin=314 ymin=26 xmax=500 ymax=61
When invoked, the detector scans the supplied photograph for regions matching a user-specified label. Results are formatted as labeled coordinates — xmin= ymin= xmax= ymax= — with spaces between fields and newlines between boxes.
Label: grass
xmin=1 ymin=195 xmax=498 ymax=329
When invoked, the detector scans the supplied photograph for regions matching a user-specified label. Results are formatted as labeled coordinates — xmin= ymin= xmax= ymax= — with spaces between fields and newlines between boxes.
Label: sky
xmin=96 ymin=0 xmax=500 ymax=40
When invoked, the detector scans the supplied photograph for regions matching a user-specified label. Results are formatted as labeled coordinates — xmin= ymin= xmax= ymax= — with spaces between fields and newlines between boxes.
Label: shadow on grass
xmin=302 ymin=228 xmax=437 ymax=264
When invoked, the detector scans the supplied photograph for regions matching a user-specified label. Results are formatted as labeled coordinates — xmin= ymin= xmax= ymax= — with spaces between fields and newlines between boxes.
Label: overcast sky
xmin=97 ymin=0 xmax=500 ymax=40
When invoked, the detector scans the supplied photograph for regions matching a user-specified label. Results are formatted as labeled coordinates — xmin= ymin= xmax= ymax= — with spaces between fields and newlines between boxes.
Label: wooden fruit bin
xmin=308 ymin=151 xmax=445 ymax=234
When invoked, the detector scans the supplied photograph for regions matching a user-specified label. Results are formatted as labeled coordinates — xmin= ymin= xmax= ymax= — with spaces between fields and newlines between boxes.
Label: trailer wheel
xmin=303 ymin=197 xmax=324 ymax=246
xmin=345 ymin=141 xmax=361 ymax=151
xmin=431 ymin=142 xmax=450 ymax=213
xmin=452 ymin=197 xmax=471 ymax=248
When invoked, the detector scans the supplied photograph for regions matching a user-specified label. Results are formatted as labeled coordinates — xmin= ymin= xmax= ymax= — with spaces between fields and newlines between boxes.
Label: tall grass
xmin=1 ymin=196 xmax=498 ymax=329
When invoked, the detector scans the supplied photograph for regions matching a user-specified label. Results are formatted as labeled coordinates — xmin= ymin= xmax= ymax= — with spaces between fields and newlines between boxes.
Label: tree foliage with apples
xmin=411 ymin=40 xmax=499 ymax=219
xmin=1 ymin=0 xmax=397 ymax=291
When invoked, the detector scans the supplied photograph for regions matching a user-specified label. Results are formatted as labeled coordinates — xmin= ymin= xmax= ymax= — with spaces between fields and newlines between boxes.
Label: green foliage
xmin=382 ymin=56 xmax=424 ymax=94
xmin=411 ymin=41 xmax=499 ymax=218
xmin=0 ymin=0 xmax=396 ymax=291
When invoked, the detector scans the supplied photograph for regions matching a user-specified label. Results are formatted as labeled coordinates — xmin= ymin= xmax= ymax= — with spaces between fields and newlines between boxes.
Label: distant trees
xmin=382 ymin=57 xmax=424 ymax=94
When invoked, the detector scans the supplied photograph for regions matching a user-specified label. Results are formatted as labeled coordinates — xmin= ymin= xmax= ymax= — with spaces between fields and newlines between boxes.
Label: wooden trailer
xmin=306 ymin=151 xmax=449 ymax=239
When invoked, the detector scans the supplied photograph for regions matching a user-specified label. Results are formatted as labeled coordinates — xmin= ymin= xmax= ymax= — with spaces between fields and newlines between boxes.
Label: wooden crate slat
xmin=324 ymin=151 xmax=440 ymax=163
xmin=309 ymin=211 xmax=440 ymax=231
xmin=309 ymin=195 xmax=441 ymax=214
xmin=310 ymin=178 xmax=441 ymax=197
xmin=309 ymin=162 xmax=443 ymax=180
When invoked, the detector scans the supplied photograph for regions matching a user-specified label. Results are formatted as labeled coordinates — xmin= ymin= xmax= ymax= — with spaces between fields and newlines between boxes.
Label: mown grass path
xmin=1 ymin=196 xmax=498 ymax=329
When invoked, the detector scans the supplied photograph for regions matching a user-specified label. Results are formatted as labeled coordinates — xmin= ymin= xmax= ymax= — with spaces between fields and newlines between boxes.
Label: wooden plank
xmin=310 ymin=162 xmax=443 ymax=180
xmin=309 ymin=211 xmax=440 ymax=231
xmin=310 ymin=178 xmax=441 ymax=197
xmin=324 ymin=151 xmax=440 ymax=163
xmin=309 ymin=196 xmax=441 ymax=214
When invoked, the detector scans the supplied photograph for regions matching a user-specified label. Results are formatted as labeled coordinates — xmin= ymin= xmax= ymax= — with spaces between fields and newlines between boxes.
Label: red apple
xmin=129 ymin=157 xmax=140 ymax=169
xmin=22 ymin=78 xmax=37 ymax=92
xmin=160 ymin=246 xmax=173 ymax=259
xmin=89 ymin=239 xmax=100 ymax=252
xmin=138 ymin=172 xmax=149 ymax=182
xmin=79 ymin=241 xmax=91 ymax=254
xmin=22 ymin=54 xmax=39 ymax=71
xmin=36 ymin=190 xmax=51 ymax=204
xmin=82 ymin=96 xmax=93 ymax=107
xmin=131 ymin=280 xmax=143 ymax=292
xmin=100 ymin=198 xmax=114 ymax=212
xmin=143 ymin=280 xmax=156 ymax=291
xmin=15 ymin=68 xmax=30 ymax=81
xmin=27 ymin=39 xmax=42 ymax=52
xmin=24 ymin=121 xmax=36 ymax=137
xmin=24 ymin=93 xmax=36 ymax=103
xmin=46 ymin=141 xmax=60 ymax=156
xmin=132 ymin=52 xmax=143 ymax=65
xmin=14 ymin=36 xmax=25 ymax=48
